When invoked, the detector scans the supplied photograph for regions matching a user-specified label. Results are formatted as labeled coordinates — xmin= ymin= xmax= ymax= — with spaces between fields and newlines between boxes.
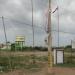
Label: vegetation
xmin=55 ymin=63 xmax=75 ymax=67
xmin=11 ymin=45 xmax=48 ymax=51
xmin=64 ymin=45 xmax=72 ymax=52
xmin=0 ymin=55 xmax=47 ymax=73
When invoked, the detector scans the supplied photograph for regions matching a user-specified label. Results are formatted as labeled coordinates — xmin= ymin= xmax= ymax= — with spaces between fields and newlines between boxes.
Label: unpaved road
xmin=53 ymin=67 xmax=75 ymax=75
xmin=0 ymin=67 xmax=75 ymax=75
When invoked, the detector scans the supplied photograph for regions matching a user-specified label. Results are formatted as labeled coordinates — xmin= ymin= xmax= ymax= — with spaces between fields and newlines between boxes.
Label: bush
xmin=11 ymin=43 xmax=15 ymax=51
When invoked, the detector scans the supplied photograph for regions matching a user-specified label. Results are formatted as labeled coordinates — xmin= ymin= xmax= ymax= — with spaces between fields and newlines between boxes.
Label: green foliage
xmin=34 ymin=46 xmax=48 ymax=51
xmin=65 ymin=45 xmax=72 ymax=49
xmin=22 ymin=46 xmax=48 ymax=51
xmin=55 ymin=63 xmax=75 ymax=67
xmin=11 ymin=43 xmax=15 ymax=51
xmin=22 ymin=46 xmax=33 ymax=51
xmin=64 ymin=45 xmax=72 ymax=52
xmin=11 ymin=45 xmax=48 ymax=52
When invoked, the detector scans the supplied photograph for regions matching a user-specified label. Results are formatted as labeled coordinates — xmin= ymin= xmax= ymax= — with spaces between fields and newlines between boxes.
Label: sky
xmin=0 ymin=0 xmax=75 ymax=47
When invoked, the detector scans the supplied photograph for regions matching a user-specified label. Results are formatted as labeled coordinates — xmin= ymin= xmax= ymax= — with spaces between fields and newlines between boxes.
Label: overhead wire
xmin=0 ymin=17 xmax=45 ymax=30
xmin=0 ymin=16 xmax=75 ymax=35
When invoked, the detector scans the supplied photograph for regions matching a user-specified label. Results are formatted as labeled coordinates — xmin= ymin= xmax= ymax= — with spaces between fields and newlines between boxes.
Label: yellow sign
xmin=16 ymin=36 xmax=25 ymax=42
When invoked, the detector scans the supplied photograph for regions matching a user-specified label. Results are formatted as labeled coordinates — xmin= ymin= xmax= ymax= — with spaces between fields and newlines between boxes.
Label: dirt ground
xmin=53 ymin=67 xmax=75 ymax=75
xmin=0 ymin=66 xmax=75 ymax=75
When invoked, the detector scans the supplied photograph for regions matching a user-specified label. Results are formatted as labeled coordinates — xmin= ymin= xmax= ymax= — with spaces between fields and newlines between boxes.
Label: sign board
xmin=16 ymin=36 xmax=25 ymax=42
xmin=54 ymin=49 xmax=64 ymax=64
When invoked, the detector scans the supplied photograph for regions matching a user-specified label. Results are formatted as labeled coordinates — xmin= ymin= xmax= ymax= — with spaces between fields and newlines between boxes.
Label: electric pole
xmin=2 ymin=16 xmax=12 ymax=71
xmin=31 ymin=0 xmax=35 ymax=63
xmin=57 ymin=6 xmax=59 ymax=47
xmin=31 ymin=0 xmax=34 ymax=49
xmin=2 ymin=16 xmax=8 ymax=46
xmin=48 ymin=0 xmax=53 ymax=68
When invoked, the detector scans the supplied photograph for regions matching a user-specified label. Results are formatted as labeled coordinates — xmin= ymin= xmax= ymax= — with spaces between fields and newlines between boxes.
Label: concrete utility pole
xmin=2 ymin=16 xmax=7 ymax=46
xmin=48 ymin=0 xmax=53 ymax=68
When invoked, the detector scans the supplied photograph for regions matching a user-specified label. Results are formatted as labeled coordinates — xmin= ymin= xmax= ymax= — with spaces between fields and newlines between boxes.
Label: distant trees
xmin=65 ymin=45 xmax=71 ymax=49
xmin=64 ymin=45 xmax=72 ymax=52
xmin=11 ymin=44 xmax=48 ymax=52
xmin=22 ymin=46 xmax=48 ymax=51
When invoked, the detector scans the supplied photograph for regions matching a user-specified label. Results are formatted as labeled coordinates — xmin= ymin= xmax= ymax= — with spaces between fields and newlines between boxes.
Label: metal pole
xmin=31 ymin=0 xmax=35 ymax=63
xmin=31 ymin=0 xmax=34 ymax=48
xmin=48 ymin=0 xmax=53 ymax=68
xmin=71 ymin=40 xmax=72 ymax=63
xmin=57 ymin=6 xmax=59 ymax=47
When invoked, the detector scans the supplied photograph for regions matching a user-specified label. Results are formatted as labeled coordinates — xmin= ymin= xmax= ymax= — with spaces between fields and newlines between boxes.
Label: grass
xmin=0 ymin=51 xmax=75 ymax=73
xmin=36 ymin=56 xmax=48 ymax=62
xmin=0 ymin=55 xmax=47 ymax=73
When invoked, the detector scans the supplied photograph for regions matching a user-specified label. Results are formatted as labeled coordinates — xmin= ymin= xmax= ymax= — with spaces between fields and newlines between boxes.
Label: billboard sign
xmin=16 ymin=36 xmax=25 ymax=42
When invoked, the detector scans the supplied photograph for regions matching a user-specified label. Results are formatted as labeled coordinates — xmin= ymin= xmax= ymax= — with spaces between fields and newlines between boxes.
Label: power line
xmin=0 ymin=16 xmax=45 ymax=29
xmin=52 ymin=30 xmax=75 ymax=35
xmin=1 ymin=17 xmax=75 ymax=35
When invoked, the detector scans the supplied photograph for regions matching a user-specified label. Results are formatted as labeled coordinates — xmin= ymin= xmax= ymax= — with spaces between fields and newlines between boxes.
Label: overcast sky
xmin=0 ymin=0 xmax=75 ymax=47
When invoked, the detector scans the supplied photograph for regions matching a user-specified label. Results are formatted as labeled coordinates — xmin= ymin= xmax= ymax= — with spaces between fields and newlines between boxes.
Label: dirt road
xmin=0 ymin=67 xmax=75 ymax=75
